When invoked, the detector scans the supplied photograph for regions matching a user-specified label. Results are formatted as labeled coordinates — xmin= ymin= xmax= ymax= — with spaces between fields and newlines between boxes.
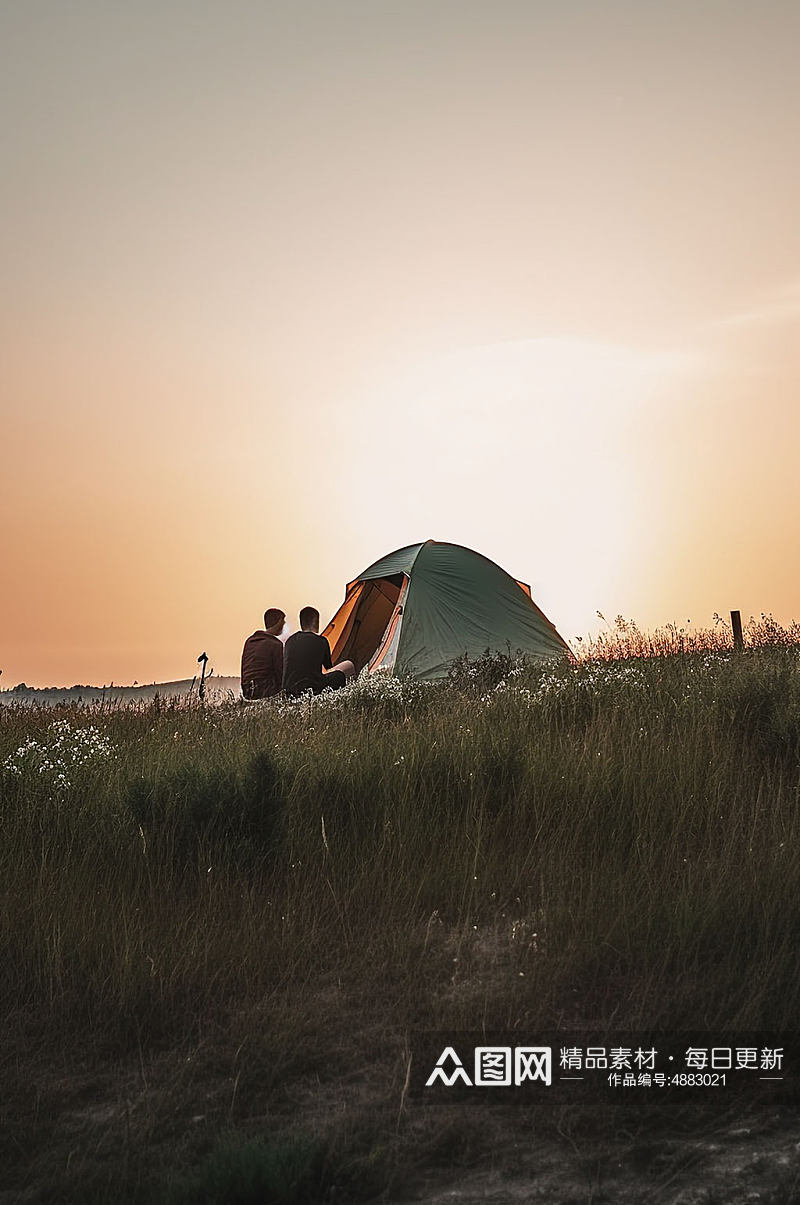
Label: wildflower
xmin=2 ymin=719 xmax=116 ymax=794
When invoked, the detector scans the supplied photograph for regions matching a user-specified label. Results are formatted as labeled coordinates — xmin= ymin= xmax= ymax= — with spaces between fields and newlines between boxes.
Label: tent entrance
xmin=325 ymin=573 xmax=405 ymax=672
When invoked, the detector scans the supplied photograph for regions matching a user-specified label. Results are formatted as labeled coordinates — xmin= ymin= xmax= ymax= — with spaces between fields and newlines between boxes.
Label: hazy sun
xmin=348 ymin=336 xmax=700 ymax=637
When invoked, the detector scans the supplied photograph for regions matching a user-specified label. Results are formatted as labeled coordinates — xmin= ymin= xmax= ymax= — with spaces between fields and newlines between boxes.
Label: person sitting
xmin=241 ymin=607 xmax=286 ymax=700
xmin=281 ymin=606 xmax=355 ymax=697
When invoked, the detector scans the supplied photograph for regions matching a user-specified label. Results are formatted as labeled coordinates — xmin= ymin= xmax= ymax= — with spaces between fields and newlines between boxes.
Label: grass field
xmin=2 ymin=616 xmax=799 ymax=1202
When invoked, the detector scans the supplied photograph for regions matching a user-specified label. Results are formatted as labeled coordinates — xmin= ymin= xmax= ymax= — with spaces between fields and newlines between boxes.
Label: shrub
xmin=125 ymin=749 xmax=285 ymax=869
xmin=163 ymin=1132 xmax=329 ymax=1205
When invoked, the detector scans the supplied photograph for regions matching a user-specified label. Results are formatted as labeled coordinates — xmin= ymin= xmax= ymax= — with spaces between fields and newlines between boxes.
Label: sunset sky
xmin=3 ymin=0 xmax=800 ymax=686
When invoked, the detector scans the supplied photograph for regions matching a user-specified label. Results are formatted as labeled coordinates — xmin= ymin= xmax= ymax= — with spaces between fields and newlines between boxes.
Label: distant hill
xmin=0 ymin=677 xmax=242 ymax=707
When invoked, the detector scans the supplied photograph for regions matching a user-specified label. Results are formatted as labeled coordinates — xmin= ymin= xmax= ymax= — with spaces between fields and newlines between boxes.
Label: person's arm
xmin=321 ymin=637 xmax=332 ymax=671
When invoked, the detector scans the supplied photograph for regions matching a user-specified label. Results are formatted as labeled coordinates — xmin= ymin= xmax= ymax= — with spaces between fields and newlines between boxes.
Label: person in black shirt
xmin=282 ymin=606 xmax=355 ymax=697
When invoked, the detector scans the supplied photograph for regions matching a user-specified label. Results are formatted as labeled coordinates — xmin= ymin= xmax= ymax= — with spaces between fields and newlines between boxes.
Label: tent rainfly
xmin=322 ymin=540 xmax=571 ymax=681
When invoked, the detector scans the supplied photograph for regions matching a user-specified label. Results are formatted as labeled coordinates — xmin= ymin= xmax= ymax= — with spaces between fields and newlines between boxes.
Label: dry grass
xmin=2 ymin=620 xmax=800 ymax=1200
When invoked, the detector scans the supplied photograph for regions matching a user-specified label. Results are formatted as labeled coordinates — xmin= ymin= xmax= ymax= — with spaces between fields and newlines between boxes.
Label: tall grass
xmin=3 ymin=631 xmax=799 ymax=1041
xmin=574 ymin=610 xmax=800 ymax=660
xmin=2 ymin=623 xmax=800 ymax=1198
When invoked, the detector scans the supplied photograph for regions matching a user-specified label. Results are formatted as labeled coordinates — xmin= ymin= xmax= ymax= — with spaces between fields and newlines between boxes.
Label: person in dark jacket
xmin=282 ymin=606 xmax=355 ymax=697
xmin=241 ymin=607 xmax=286 ymax=699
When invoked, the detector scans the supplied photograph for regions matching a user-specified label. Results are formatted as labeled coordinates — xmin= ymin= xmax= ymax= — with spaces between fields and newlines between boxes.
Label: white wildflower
xmin=2 ymin=719 xmax=117 ymax=793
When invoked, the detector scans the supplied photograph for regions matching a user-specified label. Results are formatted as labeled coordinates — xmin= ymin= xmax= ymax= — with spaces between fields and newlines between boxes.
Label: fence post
xmin=731 ymin=610 xmax=744 ymax=651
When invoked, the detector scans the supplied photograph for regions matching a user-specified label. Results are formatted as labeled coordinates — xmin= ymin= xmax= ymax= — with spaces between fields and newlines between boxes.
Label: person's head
xmin=264 ymin=607 xmax=285 ymax=636
xmin=299 ymin=606 xmax=320 ymax=633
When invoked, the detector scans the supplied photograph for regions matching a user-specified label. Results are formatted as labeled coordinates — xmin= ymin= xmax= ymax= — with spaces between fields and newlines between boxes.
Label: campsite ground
xmin=2 ymin=622 xmax=799 ymax=1202
xmin=3 ymin=1034 xmax=799 ymax=1204
xmin=3 ymin=982 xmax=799 ymax=1204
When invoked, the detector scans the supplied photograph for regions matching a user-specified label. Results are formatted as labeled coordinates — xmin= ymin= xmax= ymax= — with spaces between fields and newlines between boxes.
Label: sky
xmin=2 ymin=0 xmax=800 ymax=686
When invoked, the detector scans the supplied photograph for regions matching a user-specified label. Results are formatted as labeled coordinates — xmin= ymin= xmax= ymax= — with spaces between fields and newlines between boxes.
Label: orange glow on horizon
xmin=2 ymin=3 xmax=800 ymax=686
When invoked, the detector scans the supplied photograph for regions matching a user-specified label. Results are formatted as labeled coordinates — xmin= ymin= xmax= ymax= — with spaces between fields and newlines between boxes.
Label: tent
xmin=322 ymin=540 xmax=571 ymax=681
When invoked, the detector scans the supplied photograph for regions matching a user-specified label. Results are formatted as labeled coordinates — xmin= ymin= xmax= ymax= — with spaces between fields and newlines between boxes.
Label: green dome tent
xmin=322 ymin=540 xmax=571 ymax=681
